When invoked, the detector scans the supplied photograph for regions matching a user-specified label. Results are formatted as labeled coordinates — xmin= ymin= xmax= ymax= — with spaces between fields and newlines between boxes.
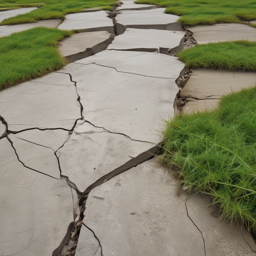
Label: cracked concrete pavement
xmin=1 ymin=2 xmax=256 ymax=256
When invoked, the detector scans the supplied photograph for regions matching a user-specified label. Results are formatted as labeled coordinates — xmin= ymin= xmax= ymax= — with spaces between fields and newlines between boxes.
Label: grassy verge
xmin=0 ymin=27 xmax=74 ymax=90
xmin=162 ymin=86 xmax=256 ymax=228
xmin=0 ymin=0 xmax=116 ymax=25
xmin=136 ymin=0 xmax=256 ymax=26
xmin=177 ymin=41 xmax=256 ymax=71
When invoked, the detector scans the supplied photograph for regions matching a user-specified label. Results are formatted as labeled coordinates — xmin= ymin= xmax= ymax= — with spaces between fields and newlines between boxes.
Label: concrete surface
xmin=116 ymin=8 xmax=182 ymax=34
xmin=9 ymin=129 xmax=69 ymax=179
xmin=59 ymin=31 xmax=114 ymax=62
xmin=80 ymin=159 xmax=256 ymax=256
xmin=0 ymin=122 xmax=5 ymax=136
xmin=117 ymin=0 xmax=156 ymax=11
xmin=190 ymin=24 xmax=256 ymax=44
xmin=182 ymin=99 xmax=220 ymax=114
xmin=62 ymin=53 xmax=184 ymax=142
xmin=107 ymin=28 xmax=184 ymax=51
xmin=0 ymin=7 xmax=37 ymax=23
xmin=0 ymin=138 xmax=75 ymax=256
xmin=181 ymin=69 xmax=256 ymax=99
xmin=76 ymin=50 xmax=184 ymax=78
xmin=0 ymin=19 xmax=61 ymax=38
xmin=0 ymin=72 xmax=80 ymax=130
xmin=251 ymin=21 xmax=256 ymax=25
xmin=58 ymin=11 xmax=114 ymax=33
xmin=58 ymin=121 xmax=152 ymax=192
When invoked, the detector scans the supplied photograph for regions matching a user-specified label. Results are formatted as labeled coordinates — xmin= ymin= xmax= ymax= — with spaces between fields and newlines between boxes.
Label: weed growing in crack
xmin=162 ymin=86 xmax=256 ymax=229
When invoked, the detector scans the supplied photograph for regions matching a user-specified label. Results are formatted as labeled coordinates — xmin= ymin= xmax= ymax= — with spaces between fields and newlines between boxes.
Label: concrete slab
xmin=9 ymin=129 xmax=69 ymax=179
xmin=251 ymin=21 xmax=256 ymax=25
xmin=117 ymin=1 xmax=156 ymax=11
xmin=76 ymin=50 xmax=184 ymax=78
xmin=0 ymin=19 xmax=61 ymax=38
xmin=0 ymin=138 xmax=75 ymax=256
xmin=180 ymin=70 xmax=256 ymax=100
xmin=0 ymin=7 xmax=37 ymax=23
xmin=115 ymin=8 xmax=182 ymax=34
xmin=0 ymin=72 xmax=80 ymax=130
xmin=187 ymin=194 xmax=256 ymax=255
xmin=182 ymin=98 xmax=220 ymax=115
xmin=190 ymin=24 xmax=256 ymax=44
xmin=58 ymin=31 xmax=114 ymax=62
xmin=107 ymin=28 xmax=184 ymax=51
xmin=58 ymin=11 xmax=114 ymax=33
xmin=76 ymin=225 xmax=101 ymax=256
xmin=58 ymin=122 xmax=152 ymax=192
xmin=81 ymin=159 xmax=204 ymax=256
xmin=62 ymin=54 xmax=184 ymax=142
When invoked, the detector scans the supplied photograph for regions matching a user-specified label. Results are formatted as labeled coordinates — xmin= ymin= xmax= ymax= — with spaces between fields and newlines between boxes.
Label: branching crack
xmin=71 ymin=62 xmax=177 ymax=80
xmin=185 ymin=199 xmax=207 ymax=256
xmin=241 ymin=231 xmax=256 ymax=253
xmin=83 ymin=223 xmax=104 ymax=256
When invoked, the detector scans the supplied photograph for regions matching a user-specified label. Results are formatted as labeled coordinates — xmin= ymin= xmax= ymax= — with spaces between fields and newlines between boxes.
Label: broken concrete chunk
xmin=58 ymin=31 xmax=114 ymax=63
xmin=251 ymin=21 xmax=256 ymax=25
xmin=117 ymin=0 xmax=156 ymax=11
xmin=182 ymin=98 xmax=220 ymax=115
xmin=58 ymin=121 xmax=152 ymax=192
xmin=0 ymin=72 xmax=80 ymax=130
xmin=190 ymin=24 xmax=256 ymax=44
xmin=0 ymin=19 xmax=61 ymax=38
xmin=107 ymin=28 xmax=184 ymax=52
xmin=62 ymin=58 xmax=182 ymax=142
xmin=75 ymin=225 xmax=102 ymax=256
xmin=58 ymin=11 xmax=114 ymax=33
xmin=81 ymin=159 xmax=205 ymax=256
xmin=186 ymin=194 xmax=256 ymax=255
xmin=0 ymin=7 xmax=37 ymax=23
xmin=115 ymin=8 xmax=182 ymax=34
xmin=76 ymin=50 xmax=184 ymax=78
xmin=9 ymin=129 xmax=69 ymax=179
xmin=181 ymin=69 xmax=256 ymax=99
xmin=0 ymin=138 xmax=74 ymax=256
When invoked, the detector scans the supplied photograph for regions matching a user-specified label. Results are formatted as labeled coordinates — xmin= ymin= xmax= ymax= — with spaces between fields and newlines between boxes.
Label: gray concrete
xmin=58 ymin=121 xmax=152 ymax=192
xmin=190 ymin=23 xmax=256 ymax=44
xmin=0 ymin=72 xmax=80 ymax=130
xmin=181 ymin=70 xmax=256 ymax=114
xmin=76 ymin=50 xmax=184 ymax=78
xmin=0 ymin=122 xmax=5 ymax=136
xmin=9 ymin=129 xmax=69 ymax=179
xmin=0 ymin=7 xmax=37 ymax=23
xmin=58 ymin=11 xmax=114 ymax=33
xmin=80 ymin=158 xmax=256 ymax=256
xmin=0 ymin=19 xmax=61 ymax=38
xmin=107 ymin=28 xmax=184 ymax=51
xmin=59 ymin=31 xmax=114 ymax=62
xmin=251 ymin=20 xmax=256 ymax=25
xmin=116 ymin=8 xmax=182 ymax=34
xmin=117 ymin=0 xmax=156 ymax=11
xmin=62 ymin=52 xmax=184 ymax=142
xmin=0 ymin=138 xmax=75 ymax=256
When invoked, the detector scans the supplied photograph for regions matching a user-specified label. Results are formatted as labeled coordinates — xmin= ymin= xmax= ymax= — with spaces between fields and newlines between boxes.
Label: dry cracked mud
xmin=1 ymin=2 xmax=256 ymax=256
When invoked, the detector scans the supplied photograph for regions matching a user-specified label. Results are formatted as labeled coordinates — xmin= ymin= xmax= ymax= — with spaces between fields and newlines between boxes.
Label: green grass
xmin=162 ymin=86 xmax=256 ymax=228
xmin=136 ymin=0 xmax=256 ymax=26
xmin=177 ymin=41 xmax=256 ymax=71
xmin=0 ymin=0 xmax=116 ymax=25
xmin=0 ymin=27 xmax=73 ymax=90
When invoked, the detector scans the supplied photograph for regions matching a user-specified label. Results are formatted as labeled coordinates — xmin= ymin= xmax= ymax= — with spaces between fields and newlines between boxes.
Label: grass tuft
xmin=177 ymin=41 xmax=256 ymax=71
xmin=136 ymin=0 xmax=256 ymax=26
xmin=162 ymin=86 xmax=256 ymax=228
xmin=0 ymin=27 xmax=74 ymax=90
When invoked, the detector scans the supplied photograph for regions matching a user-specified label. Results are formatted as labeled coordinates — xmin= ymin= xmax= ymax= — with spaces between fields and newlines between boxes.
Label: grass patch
xmin=136 ymin=0 xmax=256 ymax=26
xmin=177 ymin=41 xmax=256 ymax=71
xmin=162 ymin=86 xmax=256 ymax=228
xmin=0 ymin=27 xmax=73 ymax=90
xmin=0 ymin=0 xmax=116 ymax=25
